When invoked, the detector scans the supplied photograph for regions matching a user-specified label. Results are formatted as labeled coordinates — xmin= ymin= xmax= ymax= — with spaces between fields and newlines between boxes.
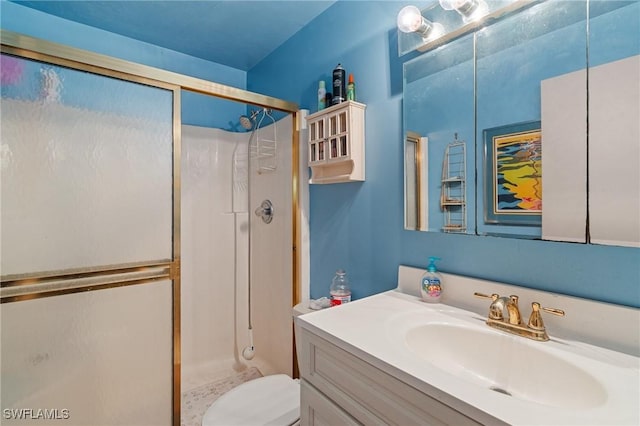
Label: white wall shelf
xmin=306 ymin=100 xmax=366 ymax=184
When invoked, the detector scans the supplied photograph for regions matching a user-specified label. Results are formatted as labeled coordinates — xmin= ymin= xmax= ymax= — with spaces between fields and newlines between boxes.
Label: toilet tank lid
xmin=202 ymin=374 xmax=300 ymax=426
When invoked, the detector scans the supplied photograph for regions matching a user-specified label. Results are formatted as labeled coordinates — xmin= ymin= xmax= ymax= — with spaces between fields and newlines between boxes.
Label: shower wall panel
xmin=250 ymin=115 xmax=293 ymax=377
xmin=181 ymin=125 xmax=247 ymax=373
xmin=181 ymin=115 xmax=293 ymax=385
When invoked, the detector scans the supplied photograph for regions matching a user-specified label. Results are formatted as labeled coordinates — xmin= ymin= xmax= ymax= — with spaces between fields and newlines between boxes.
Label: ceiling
xmin=12 ymin=0 xmax=337 ymax=71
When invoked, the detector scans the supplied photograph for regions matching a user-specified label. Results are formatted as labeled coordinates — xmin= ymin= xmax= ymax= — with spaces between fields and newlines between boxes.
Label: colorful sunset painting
xmin=493 ymin=129 xmax=542 ymax=214
xmin=484 ymin=121 xmax=542 ymax=226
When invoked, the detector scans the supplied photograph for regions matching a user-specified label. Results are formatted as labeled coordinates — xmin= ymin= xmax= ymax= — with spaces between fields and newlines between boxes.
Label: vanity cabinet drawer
xmin=301 ymin=379 xmax=361 ymax=426
xmin=296 ymin=326 xmax=481 ymax=426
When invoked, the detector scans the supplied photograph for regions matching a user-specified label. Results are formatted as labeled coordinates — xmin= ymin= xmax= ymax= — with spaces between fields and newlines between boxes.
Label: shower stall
xmin=180 ymin=107 xmax=295 ymax=423
xmin=0 ymin=31 xmax=301 ymax=426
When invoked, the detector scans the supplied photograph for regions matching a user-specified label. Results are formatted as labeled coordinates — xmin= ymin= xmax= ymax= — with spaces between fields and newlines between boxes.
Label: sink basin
xmin=405 ymin=323 xmax=607 ymax=409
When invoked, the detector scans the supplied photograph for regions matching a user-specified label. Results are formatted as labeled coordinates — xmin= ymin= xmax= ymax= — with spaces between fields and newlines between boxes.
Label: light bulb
xmin=397 ymin=5 xmax=425 ymax=33
xmin=439 ymin=0 xmax=489 ymax=23
xmin=397 ymin=5 xmax=443 ymax=41
xmin=439 ymin=0 xmax=466 ymax=11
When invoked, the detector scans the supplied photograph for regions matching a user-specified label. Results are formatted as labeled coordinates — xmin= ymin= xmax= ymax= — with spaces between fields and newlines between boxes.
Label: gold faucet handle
xmin=541 ymin=306 xmax=565 ymax=317
xmin=474 ymin=292 xmax=499 ymax=301
xmin=528 ymin=302 xmax=565 ymax=330
xmin=474 ymin=293 xmax=503 ymax=320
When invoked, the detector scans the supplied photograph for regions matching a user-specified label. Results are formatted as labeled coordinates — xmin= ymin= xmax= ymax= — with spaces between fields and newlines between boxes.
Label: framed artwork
xmin=483 ymin=121 xmax=542 ymax=225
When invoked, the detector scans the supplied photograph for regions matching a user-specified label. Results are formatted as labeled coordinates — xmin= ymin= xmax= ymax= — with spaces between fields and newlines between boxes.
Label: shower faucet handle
xmin=255 ymin=199 xmax=274 ymax=224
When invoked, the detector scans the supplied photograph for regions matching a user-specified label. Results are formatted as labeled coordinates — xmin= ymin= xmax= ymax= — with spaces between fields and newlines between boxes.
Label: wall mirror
xmin=402 ymin=0 xmax=639 ymax=247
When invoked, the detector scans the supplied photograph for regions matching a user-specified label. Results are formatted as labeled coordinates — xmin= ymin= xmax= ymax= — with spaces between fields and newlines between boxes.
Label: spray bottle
xmin=332 ymin=63 xmax=346 ymax=105
xmin=346 ymin=73 xmax=356 ymax=101
xmin=420 ymin=257 xmax=443 ymax=303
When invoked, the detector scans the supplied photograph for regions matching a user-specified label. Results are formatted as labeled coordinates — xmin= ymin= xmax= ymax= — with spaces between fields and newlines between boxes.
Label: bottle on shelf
xmin=318 ymin=80 xmax=326 ymax=111
xmin=346 ymin=73 xmax=356 ymax=101
xmin=330 ymin=269 xmax=351 ymax=306
xmin=332 ymin=63 xmax=346 ymax=105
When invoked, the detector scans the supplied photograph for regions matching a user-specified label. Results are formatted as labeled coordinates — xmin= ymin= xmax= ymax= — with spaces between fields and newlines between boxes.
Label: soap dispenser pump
xmin=420 ymin=257 xmax=443 ymax=303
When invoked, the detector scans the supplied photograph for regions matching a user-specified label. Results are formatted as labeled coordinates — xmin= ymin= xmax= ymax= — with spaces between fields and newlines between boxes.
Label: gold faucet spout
xmin=487 ymin=295 xmax=521 ymax=324
xmin=474 ymin=292 xmax=565 ymax=342
xmin=506 ymin=295 xmax=522 ymax=325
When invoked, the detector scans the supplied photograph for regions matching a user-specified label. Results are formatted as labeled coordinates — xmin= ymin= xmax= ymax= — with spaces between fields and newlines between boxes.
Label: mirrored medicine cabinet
xmin=403 ymin=0 xmax=640 ymax=248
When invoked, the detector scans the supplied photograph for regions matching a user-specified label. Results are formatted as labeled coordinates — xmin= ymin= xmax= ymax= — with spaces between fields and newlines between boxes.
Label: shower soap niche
xmin=306 ymin=101 xmax=366 ymax=184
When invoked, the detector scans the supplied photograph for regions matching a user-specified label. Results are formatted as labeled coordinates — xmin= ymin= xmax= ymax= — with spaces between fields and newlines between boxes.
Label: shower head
xmin=239 ymin=115 xmax=254 ymax=130
xmin=239 ymin=109 xmax=261 ymax=130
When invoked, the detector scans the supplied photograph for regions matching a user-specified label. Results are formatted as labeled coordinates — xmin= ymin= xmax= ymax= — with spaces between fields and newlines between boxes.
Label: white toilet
xmin=201 ymin=303 xmax=313 ymax=426
xmin=201 ymin=373 xmax=301 ymax=426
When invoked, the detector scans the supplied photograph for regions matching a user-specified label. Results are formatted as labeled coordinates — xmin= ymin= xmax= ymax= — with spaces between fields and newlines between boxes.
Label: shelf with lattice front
xmin=307 ymin=101 xmax=366 ymax=184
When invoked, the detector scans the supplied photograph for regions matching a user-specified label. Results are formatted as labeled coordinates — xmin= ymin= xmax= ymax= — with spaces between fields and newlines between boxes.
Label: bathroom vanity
xmin=296 ymin=318 xmax=490 ymax=425
xmin=294 ymin=267 xmax=639 ymax=425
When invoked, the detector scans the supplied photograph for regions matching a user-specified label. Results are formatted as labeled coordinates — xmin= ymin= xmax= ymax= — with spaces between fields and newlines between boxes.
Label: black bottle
xmin=325 ymin=92 xmax=333 ymax=107
xmin=332 ymin=63 xmax=346 ymax=105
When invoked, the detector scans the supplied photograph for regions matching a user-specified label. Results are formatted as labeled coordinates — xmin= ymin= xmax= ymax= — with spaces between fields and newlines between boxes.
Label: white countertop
xmin=296 ymin=290 xmax=640 ymax=425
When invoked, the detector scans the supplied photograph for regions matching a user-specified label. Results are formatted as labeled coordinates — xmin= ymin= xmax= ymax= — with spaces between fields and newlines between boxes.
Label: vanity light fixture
xmin=439 ymin=0 xmax=489 ymax=23
xmin=397 ymin=5 xmax=444 ymax=42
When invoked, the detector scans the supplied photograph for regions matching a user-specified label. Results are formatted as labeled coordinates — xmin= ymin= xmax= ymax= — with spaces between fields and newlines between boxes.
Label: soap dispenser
xmin=420 ymin=257 xmax=443 ymax=303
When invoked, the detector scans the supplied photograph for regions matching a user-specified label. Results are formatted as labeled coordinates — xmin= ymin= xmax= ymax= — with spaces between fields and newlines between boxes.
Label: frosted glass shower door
xmin=1 ymin=53 xmax=176 ymax=425
xmin=1 ymin=54 xmax=173 ymax=274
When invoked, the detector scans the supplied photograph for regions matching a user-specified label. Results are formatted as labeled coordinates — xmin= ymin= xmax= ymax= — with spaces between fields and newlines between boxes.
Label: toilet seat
xmin=201 ymin=374 xmax=300 ymax=426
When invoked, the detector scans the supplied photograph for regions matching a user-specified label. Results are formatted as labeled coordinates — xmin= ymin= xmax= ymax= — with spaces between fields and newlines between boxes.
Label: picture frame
xmin=483 ymin=120 xmax=542 ymax=225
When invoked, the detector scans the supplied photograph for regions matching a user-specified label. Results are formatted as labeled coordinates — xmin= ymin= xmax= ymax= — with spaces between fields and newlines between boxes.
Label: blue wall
xmin=0 ymin=1 xmax=247 ymax=129
xmin=249 ymin=1 xmax=640 ymax=307
xmin=2 ymin=1 xmax=638 ymax=307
